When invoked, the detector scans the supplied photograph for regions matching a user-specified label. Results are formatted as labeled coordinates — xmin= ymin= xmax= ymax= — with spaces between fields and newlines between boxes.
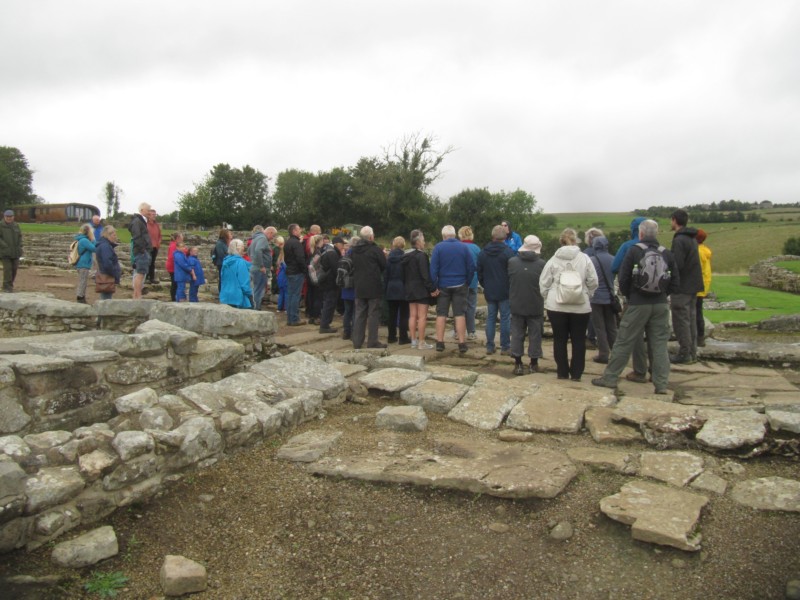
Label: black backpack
xmin=632 ymin=243 xmax=671 ymax=295
xmin=336 ymin=255 xmax=354 ymax=289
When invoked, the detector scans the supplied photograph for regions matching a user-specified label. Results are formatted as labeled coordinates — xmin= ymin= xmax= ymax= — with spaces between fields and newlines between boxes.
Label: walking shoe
xmin=500 ymin=349 xmax=511 ymax=356
xmin=411 ymin=339 xmax=418 ymax=348
xmin=513 ymin=363 xmax=525 ymax=376
xmin=624 ymin=371 xmax=648 ymax=383
xmin=436 ymin=341 xmax=445 ymax=352
xmin=571 ymin=377 xmax=581 ymax=382
xmin=486 ymin=347 xmax=496 ymax=355
xmin=419 ymin=342 xmax=434 ymax=350
xmin=654 ymin=388 xmax=669 ymax=395
xmin=591 ymin=377 xmax=616 ymax=389
xmin=308 ymin=318 xmax=319 ymax=326
xmin=529 ymin=362 xmax=539 ymax=374
xmin=458 ymin=343 xmax=468 ymax=354
xmin=670 ymin=354 xmax=696 ymax=365
xmin=467 ymin=332 xmax=477 ymax=341
xmin=367 ymin=342 xmax=387 ymax=349
xmin=593 ymin=356 xmax=608 ymax=364
xmin=287 ymin=320 xmax=307 ymax=327
xmin=319 ymin=327 xmax=338 ymax=334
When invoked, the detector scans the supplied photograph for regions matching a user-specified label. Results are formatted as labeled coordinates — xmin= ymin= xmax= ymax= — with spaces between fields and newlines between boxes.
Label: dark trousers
xmin=547 ymin=310 xmax=591 ymax=380
xmin=169 ymin=272 xmax=178 ymax=302
xmin=2 ymin=258 xmax=19 ymax=291
xmin=147 ymin=247 xmax=159 ymax=283
xmin=342 ymin=299 xmax=354 ymax=336
xmin=696 ymin=296 xmax=705 ymax=339
xmin=306 ymin=285 xmax=321 ymax=319
xmin=671 ymin=292 xmax=697 ymax=359
xmin=590 ymin=303 xmax=618 ymax=360
xmin=319 ymin=288 xmax=339 ymax=329
xmin=511 ymin=314 xmax=543 ymax=360
xmin=353 ymin=297 xmax=381 ymax=348
xmin=387 ymin=300 xmax=410 ymax=342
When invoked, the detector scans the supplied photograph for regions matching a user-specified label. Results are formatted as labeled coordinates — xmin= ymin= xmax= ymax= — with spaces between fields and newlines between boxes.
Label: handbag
xmin=596 ymin=260 xmax=622 ymax=315
xmin=95 ymin=272 xmax=117 ymax=294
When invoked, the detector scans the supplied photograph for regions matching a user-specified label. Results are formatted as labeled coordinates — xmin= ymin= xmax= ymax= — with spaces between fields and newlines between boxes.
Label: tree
xmin=446 ymin=187 xmax=544 ymax=244
xmin=0 ymin=146 xmax=37 ymax=208
xmin=784 ymin=236 xmax=800 ymax=256
xmin=272 ymin=169 xmax=318 ymax=227
xmin=103 ymin=181 xmax=123 ymax=217
xmin=178 ymin=164 xmax=270 ymax=229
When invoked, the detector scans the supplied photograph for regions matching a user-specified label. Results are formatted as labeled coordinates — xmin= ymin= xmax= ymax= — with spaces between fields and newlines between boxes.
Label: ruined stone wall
xmin=748 ymin=255 xmax=800 ymax=294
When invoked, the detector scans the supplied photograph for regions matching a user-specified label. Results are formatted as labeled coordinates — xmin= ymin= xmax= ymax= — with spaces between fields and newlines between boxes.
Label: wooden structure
xmin=11 ymin=203 xmax=101 ymax=224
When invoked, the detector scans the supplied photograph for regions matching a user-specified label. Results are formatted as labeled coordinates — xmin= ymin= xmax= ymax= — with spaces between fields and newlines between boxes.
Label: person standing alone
xmin=0 ymin=210 xmax=22 ymax=293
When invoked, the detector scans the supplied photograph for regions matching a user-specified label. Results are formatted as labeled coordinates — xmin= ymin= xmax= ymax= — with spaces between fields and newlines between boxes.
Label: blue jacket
xmin=504 ymin=231 xmax=522 ymax=253
xmin=430 ymin=238 xmax=475 ymax=289
xmin=188 ymin=255 xmax=206 ymax=286
xmin=219 ymin=255 xmax=253 ymax=308
xmin=95 ymin=237 xmax=121 ymax=283
xmin=463 ymin=241 xmax=480 ymax=289
xmin=384 ymin=248 xmax=407 ymax=301
xmin=611 ymin=217 xmax=647 ymax=275
xmin=173 ymin=249 xmax=192 ymax=284
xmin=589 ymin=236 xmax=615 ymax=304
xmin=74 ymin=234 xmax=96 ymax=270
xmin=477 ymin=241 xmax=515 ymax=302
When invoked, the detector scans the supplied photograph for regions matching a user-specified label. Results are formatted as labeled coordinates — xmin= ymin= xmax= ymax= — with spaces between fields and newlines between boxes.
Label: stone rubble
xmin=160 ymin=554 xmax=208 ymax=596
xmin=50 ymin=525 xmax=118 ymax=568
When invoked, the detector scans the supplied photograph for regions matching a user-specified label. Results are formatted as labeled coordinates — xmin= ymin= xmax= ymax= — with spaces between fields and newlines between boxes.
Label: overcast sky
xmin=2 ymin=0 xmax=799 ymax=217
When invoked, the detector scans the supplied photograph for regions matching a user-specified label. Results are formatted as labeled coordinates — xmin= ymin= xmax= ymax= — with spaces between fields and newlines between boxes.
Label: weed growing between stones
xmin=83 ymin=570 xmax=128 ymax=597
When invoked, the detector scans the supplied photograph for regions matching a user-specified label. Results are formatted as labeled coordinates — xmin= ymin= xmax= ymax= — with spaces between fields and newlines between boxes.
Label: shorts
xmin=436 ymin=284 xmax=468 ymax=317
xmin=133 ymin=252 xmax=150 ymax=275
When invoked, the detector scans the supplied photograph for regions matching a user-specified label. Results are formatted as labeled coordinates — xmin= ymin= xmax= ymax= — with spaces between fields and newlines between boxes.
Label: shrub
xmin=783 ymin=236 xmax=800 ymax=256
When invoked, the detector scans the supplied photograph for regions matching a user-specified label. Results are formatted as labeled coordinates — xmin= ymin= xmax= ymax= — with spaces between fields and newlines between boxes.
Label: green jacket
xmin=0 ymin=221 xmax=22 ymax=259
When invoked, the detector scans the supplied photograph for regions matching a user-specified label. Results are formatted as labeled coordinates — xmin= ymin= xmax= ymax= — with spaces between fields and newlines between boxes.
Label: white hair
xmin=228 ymin=238 xmax=245 ymax=256
xmin=639 ymin=220 xmax=659 ymax=239
xmin=441 ymin=225 xmax=456 ymax=239
xmin=359 ymin=226 xmax=374 ymax=240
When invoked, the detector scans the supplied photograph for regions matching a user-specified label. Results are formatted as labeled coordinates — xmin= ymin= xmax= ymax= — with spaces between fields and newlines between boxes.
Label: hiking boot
xmin=670 ymin=354 xmax=696 ymax=365
xmin=625 ymin=371 xmax=648 ymax=383
xmin=367 ymin=342 xmax=387 ymax=349
xmin=436 ymin=341 xmax=445 ymax=352
xmin=591 ymin=377 xmax=616 ymax=389
xmin=513 ymin=363 xmax=525 ymax=376
xmin=458 ymin=343 xmax=468 ymax=354
xmin=654 ymin=388 xmax=669 ymax=395
xmin=529 ymin=362 xmax=539 ymax=374
xmin=287 ymin=320 xmax=307 ymax=327
xmin=593 ymin=356 xmax=608 ymax=364
xmin=319 ymin=327 xmax=338 ymax=334
xmin=486 ymin=347 xmax=496 ymax=355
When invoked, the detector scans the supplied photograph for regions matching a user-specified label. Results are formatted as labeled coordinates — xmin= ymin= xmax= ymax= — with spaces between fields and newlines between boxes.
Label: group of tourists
xmin=9 ymin=202 xmax=712 ymax=394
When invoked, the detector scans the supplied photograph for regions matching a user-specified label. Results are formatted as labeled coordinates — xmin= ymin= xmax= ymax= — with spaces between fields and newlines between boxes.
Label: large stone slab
xmin=695 ymin=409 xmax=767 ymax=450
xmin=585 ymin=407 xmax=642 ymax=444
xmin=0 ymin=293 xmax=94 ymax=318
xmin=0 ymin=354 xmax=74 ymax=375
xmin=376 ymin=406 xmax=428 ymax=432
xmin=424 ymin=365 xmax=479 ymax=386
xmin=639 ymin=451 xmax=704 ymax=487
xmin=358 ymin=368 xmax=431 ymax=393
xmin=375 ymin=355 xmax=425 ymax=371
xmin=612 ymin=397 xmax=698 ymax=426
xmin=566 ymin=447 xmax=638 ymax=474
xmin=187 ymin=339 xmax=245 ymax=377
xmin=51 ymin=525 xmax=118 ymax=568
xmin=697 ymin=340 xmax=800 ymax=365
xmin=766 ymin=409 xmax=800 ymax=433
xmin=400 ymin=380 xmax=470 ymax=414
xmin=506 ymin=395 xmax=587 ymax=434
xmin=277 ymin=430 xmax=343 ymax=462
xmin=150 ymin=302 xmax=277 ymax=337
xmin=447 ymin=374 xmax=521 ymax=430
xmin=309 ymin=437 xmax=577 ymax=499
xmin=528 ymin=381 xmax=616 ymax=407
xmin=329 ymin=362 xmax=368 ymax=378
xmin=688 ymin=373 xmax=797 ymax=392
xmin=600 ymin=480 xmax=710 ymax=551
xmin=730 ymin=477 xmax=800 ymax=512
xmin=250 ymin=351 xmax=346 ymax=400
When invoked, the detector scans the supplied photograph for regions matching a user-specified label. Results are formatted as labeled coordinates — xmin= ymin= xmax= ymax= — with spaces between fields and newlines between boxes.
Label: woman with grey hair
xmin=73 ymin=223 xmax=96 ymax=303
xmin=219 ymin=238 xmax=254 ymax=308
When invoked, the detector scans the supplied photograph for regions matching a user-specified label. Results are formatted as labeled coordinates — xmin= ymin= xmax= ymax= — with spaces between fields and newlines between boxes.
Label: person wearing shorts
xmin=127 ymin=202 xmax=153 ymax=299
xmin=430 ymin=225 xmax=475 ymax=353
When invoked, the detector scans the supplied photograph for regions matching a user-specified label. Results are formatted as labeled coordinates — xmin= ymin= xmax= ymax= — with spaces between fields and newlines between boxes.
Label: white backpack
xmin=555 ymin=262 xmax=585 ymax=304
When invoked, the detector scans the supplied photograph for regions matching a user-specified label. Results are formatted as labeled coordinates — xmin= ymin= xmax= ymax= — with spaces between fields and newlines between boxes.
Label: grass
xmin=774 ymin=260 xmax=800 ymax=274
xmin=705 ymin=275 xmax=800 ymax=323
xmin=84 ymin=571 xmax=128 ymax=597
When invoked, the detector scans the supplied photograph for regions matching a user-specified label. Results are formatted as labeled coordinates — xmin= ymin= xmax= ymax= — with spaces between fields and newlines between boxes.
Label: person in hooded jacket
xmin=384 ymin=236 xmax=410 ymax=344
xmin=588 ymin=235 xmax=618 ymax=363
xmin=610 ymin=216 xmax=651 ymax=383
xmin=508 ymin=235 xmax=545 ymax=375
xmin=351 ymin=226 xmax=387 ymax=349
xmin=186 ymin=246 xmax=206 ymax=302
xmin=219 ymin=239 xmax=253 ymax=309
xmin=540 ymin=228 xmax=599 ymax=381
xmin=318 ymin=235 xmax=343 ymax=334
xmin=172 ymin=242 xmax=192 ymax=302
xmin=403 ymin=230 xmax=437 ymax=349
xmin=477 ymin=225 xmax=516 ymax=355
xmin=73 ymin=223 xmax=96 ymax=303
xmin=669 ymin=209 xmax=704 ymax=364
xmin=95 ymin=226 xmax=121 ymax=300
xmin=501 ymin=220 xmax=522 ymax=253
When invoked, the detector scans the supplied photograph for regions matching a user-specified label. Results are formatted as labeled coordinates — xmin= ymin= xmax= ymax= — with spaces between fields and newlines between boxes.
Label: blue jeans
xmin=286 ymin=273 xmax=305 ymax=324
xmin=485 ymin=299 xmax=511 ymax=351
xmin=251 ymin=269 xmax=267 ymax=311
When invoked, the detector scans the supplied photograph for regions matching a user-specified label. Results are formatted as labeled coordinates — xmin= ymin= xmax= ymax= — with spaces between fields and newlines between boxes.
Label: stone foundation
xmin=749 ymin=255 xmax=800 ymax=294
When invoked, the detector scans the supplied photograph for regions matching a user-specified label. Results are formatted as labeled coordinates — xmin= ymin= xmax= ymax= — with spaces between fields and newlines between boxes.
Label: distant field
xmin=547 ymin=211 xmax=800 ymax=274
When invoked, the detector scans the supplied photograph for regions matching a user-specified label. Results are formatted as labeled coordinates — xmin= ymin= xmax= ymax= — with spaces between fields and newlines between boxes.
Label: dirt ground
xmin=1 ymin=264 xmax=799 ymax=599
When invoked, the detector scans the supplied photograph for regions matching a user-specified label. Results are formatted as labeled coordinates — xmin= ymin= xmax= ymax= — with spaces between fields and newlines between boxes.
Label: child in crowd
xmin=173 ymin=242 xmax=191 ymax=302
xmin=187 ymin=246 xmax=206 ymax=302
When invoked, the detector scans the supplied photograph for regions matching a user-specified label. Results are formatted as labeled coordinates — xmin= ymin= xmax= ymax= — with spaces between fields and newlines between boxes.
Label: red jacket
xmin=147 ymin=220 xmax=162 ymax=249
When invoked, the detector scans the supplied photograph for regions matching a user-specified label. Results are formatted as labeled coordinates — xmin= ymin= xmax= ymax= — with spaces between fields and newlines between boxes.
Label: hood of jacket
xmin=592 ymin=236 xmax=609 ymax=253
xmin=482 ymin=240 xmax=508 ymax=256
xmin=629 ymin=217 xmax=647 ymax=239
xmin=388 ymin=247 xmax=404 ymax=263
xmin=674 ymin=227 xmax=699 ymax=239
xmin=554 ymin=245 xmax=582 ymax=261
xmin=351 ymin=239 xmax=375 ymax=256
xmin=517 ymin=250 xmax=541 ymax=262
xmin=74 ymin=233 xmax=89 ymax=242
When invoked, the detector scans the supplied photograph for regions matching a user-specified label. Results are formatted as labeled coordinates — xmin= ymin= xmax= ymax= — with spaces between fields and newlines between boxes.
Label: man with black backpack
xmin=592 ymin=220 xmax=679 ymax=395
xmin=317 ymin=235 xmax=343 ymax=334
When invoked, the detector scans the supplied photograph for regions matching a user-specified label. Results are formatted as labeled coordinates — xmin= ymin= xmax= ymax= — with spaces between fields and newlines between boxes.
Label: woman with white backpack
xmin=539 ymin=228 xmax=598 ymax=381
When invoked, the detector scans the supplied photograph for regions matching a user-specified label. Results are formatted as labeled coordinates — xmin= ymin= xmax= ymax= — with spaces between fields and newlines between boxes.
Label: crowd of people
xmin=0 ymin=204 xmax=714 ymax=394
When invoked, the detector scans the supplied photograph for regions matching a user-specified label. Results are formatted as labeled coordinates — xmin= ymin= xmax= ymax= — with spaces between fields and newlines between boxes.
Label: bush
xmin=784 ymin=236 xmax=800 ymax=256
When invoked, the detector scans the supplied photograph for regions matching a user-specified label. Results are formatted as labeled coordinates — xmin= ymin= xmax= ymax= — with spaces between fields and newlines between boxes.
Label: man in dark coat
xmin=127 ymin=202 xmax=152 ymax=299
xmin=507 ymin=235 xmax=545 ymax=374
xmin=318 ymin=235 xmax=343 ymax=334
xmin=351 ymin=226 xmax=387 ymax=349
xmin=284 ymin=224 xmax=308 ymax=326
xmin=0 ymin=209 xmax=23 ymax=292
xmin=669 ymin=209 xmax=704 ymax=364
xmin=477 ymin=225 xmax=516 ymax=355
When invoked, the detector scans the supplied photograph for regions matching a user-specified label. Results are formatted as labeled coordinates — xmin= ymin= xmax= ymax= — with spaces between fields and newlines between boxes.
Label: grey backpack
xmin=632 ymin=243 xmax=671 ymax=295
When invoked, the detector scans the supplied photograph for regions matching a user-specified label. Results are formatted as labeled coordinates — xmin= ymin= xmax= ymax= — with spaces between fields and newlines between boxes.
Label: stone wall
xmin=0 ymin=337 xmax=345 ymax=553
xmin=748 ymin=255 xmax=800 ymax=294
